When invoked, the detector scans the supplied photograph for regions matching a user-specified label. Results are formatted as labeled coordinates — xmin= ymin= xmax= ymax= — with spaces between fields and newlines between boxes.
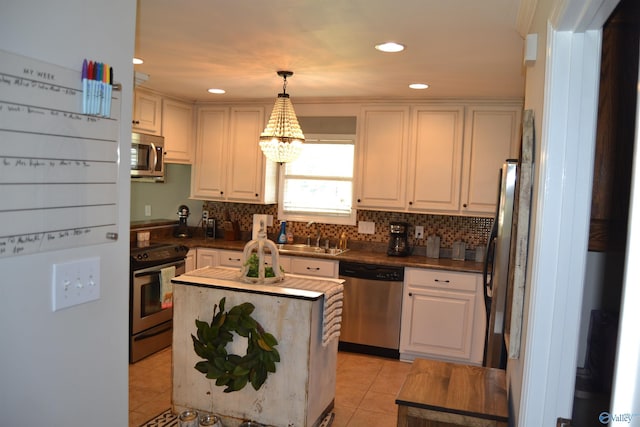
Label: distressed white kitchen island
xmin=171 ymin=267 xmax=343 ymax=427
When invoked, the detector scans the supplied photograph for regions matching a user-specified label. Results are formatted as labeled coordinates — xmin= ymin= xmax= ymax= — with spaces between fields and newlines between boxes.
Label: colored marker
xmin=81 ymin=59 xmax=88 ymax=114
xmin=87 ymin=61 xmax=95 ymax=114
xmin=95 ymin=62 xmax=102 ymax=115
xmin=106 ymin=66 xmax=113 ymax=117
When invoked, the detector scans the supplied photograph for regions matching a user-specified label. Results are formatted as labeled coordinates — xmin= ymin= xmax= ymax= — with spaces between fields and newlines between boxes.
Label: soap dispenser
xmin=277 ymin=221 xmax=287 ymax=244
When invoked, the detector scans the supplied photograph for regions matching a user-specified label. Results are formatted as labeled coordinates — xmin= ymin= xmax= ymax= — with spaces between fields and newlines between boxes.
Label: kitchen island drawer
xmin=405 ymin=268 xmax=477 ymax=292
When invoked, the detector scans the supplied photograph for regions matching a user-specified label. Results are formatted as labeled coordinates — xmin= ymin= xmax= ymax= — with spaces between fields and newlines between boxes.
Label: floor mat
xmin=139 ymin=409 xmax=335 ymax=427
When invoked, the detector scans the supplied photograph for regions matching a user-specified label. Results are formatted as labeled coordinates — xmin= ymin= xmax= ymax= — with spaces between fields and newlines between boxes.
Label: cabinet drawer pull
xmin=434 ymin=279 xmax=450 ymax=283
xmin=228 ymin=257 xmax=241 ymax=262
xmin=306 ymin=267 xmax=321 ymax=271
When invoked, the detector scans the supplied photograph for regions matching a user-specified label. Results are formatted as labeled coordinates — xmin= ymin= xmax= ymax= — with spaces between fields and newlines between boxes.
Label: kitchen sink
xmin=276 ymin=244 xmax=349 ymax=256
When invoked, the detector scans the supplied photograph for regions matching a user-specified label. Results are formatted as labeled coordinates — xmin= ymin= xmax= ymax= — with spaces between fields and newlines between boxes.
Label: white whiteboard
xmin=0 ymin=49 xmax=120 ymax=257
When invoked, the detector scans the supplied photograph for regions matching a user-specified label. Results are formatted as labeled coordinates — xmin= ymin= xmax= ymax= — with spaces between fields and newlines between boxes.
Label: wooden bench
xmin=395 ymin=359 xmax=508 ymax=427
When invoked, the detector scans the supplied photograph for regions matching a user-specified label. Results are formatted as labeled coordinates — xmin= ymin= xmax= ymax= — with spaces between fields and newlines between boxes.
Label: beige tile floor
xmin=129 ymin=347 xmax=412 ymax=427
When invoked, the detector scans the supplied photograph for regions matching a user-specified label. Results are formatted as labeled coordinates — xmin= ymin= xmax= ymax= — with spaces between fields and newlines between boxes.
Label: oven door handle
xmin=133 ymin=260 xmax=185 ymax=277
xmin=133 ymin=324 xmax=172 ymax=342
xmin=134 ymin=270 xmax=161 ymax=279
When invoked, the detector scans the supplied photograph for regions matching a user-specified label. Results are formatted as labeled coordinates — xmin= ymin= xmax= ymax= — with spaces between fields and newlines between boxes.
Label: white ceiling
xmin=134 ymin=0 xmax=526 ymax=103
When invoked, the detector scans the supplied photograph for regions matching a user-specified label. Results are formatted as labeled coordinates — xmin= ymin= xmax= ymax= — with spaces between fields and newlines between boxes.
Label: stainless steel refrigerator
xmin=483 ymin=159 xmax=518 ymax=369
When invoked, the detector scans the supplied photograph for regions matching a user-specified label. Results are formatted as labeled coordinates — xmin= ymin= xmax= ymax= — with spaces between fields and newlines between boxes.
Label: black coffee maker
xmin=174 ymin=205 xmax=192 ymax=238
xmin=387 ymin=221 xmax=410 ymax=256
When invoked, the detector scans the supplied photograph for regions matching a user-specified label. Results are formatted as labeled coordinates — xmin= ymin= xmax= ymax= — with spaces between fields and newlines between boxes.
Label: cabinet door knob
xmin=408 ymin=292 xmax=413 ymax=297
xmin=409 ymin=201 xmax=413 ymax=205
xmin=463 ymin=203 xmax=468 ymax=208
xmin=220 ymin=191 xmax=224 ymax=195
xmin=255 ymin=193 xmax=259 ymax=197
xmin=357 ymin=198 xmax=361 ymax=203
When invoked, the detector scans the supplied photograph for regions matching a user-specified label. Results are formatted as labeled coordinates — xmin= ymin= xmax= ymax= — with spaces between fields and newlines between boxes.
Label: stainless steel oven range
xmin=130 ymin=243 xmax=189 ymax=363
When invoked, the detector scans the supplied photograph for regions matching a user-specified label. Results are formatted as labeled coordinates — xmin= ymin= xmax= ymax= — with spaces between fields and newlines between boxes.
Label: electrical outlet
xmin=52 ymin=257 xmax=100 ymax=311
xmin=415 ymin=225 xmax=424 ymax=239
xmin=202 ymin=211 xmax=209 ymax=220
xmin=144 ymin=205 xmax=151 ymax=216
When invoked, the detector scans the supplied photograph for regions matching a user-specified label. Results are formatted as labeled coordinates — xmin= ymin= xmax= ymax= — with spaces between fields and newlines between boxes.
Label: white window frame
xmin=277 ymin=133 xmax=357 ymax=225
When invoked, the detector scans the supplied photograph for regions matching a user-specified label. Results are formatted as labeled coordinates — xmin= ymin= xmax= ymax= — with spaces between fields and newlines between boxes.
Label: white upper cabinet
xmin=225 ymin=106 xmax=276 ymax=203
xmin=406 ymin=106 xmax=465 ymax=212
xmin=460 ymin=105 xmax=522 ymax=215
xmin=355 ymin=106 xmax=410 ymax=210
xmin=191 ymin=105 xmax=277 ymax=204
xmin=355 ymin=102 xmax=522 ymax=216
xmin=191 ymin=107 xmax=229 ymax=200
xmin=132 ymin=90 xmax=162 ymax=135
xmin=162 ymin=97 xmax=194 ymax=164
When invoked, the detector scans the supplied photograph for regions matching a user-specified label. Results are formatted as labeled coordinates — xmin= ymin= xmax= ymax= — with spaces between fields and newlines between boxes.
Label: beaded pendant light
xmin=259 ymin=71 xmax=305 ymax=164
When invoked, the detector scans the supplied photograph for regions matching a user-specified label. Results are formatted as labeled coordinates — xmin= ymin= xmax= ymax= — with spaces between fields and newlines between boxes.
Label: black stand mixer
xmin=174 ymin=205 xmax=192 ymax=238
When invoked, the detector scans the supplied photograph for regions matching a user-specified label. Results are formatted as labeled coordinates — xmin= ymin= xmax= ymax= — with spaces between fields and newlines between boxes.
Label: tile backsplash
xmin=203 ymin=201 xmax=492 ymax=250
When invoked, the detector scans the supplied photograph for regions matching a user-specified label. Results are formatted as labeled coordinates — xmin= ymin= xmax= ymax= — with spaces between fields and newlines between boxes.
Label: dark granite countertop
xmin=131 ymin=220 xmax=485 ymax=274
xmin=167 ymin=236 xmax=484 ymax=274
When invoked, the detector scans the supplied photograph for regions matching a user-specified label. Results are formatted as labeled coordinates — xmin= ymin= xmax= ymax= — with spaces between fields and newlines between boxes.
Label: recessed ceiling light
xmin=409 ymin=83 xmax=429 ymax=90
xmin=207 ymin=88 xmax=226 ymax=94
xmin=375 ymin=42 xmax=405 ymax=53
xmin=132 ymin=57 xmax=144 ymax=65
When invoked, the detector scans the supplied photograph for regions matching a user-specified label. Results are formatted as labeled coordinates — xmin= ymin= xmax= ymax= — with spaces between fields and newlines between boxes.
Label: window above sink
xmin=278 ymin=132 xmax=356 ymax=226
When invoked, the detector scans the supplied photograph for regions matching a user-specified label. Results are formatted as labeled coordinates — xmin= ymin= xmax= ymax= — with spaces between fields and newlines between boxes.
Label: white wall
xmin=506 ymin=0 xmax=553 ymax=420
xmin=0 ymin=1 xmax=135 ymax=426
xmin=509 ymin=0 xmax=620 ymax=425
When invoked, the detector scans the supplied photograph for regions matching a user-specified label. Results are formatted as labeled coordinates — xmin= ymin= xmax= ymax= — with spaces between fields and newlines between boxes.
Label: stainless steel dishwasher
xmin=338 ymin=261 xmax=404 ymax=359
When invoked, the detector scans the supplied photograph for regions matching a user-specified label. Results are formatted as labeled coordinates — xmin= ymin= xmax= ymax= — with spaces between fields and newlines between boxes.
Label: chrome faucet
xmin=306 ymin=221 xmax=316 ymax=246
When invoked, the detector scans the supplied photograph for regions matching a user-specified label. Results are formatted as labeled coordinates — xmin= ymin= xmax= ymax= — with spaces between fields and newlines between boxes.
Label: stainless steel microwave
xmin=131 ymin=132 xmax=165 ymax=181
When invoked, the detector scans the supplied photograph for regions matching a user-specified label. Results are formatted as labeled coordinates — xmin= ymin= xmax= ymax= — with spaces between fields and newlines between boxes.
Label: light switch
xmin=52 ymin=257 xmax=101 ymax=311
xmin=144 ymin=205 xmax=152 ymax=216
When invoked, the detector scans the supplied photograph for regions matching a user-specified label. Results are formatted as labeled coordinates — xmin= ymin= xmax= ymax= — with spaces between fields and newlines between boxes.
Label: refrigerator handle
xmin=483 ymin=219 xmax=498 ymax=293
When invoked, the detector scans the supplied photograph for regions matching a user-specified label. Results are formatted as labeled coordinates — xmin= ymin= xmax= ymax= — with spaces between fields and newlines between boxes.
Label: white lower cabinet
xmin=194 ymin=248 xmax=293 ymax=273
xmin=185 ymin=251 xmax=196 ymax=273
xmin=195 ymin=248 xmax=219 ymax=268
xmin=400 ymin=268 xmax=486 ymax=365
xmin=217 ymin=250 xmax=244 ymax=267
xmin=290 ymin=257 xmax=338 ymax=278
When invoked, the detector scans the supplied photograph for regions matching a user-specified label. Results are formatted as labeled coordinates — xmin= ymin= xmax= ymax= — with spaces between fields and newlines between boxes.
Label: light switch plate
xmin=144 ymin=205 xmax=152 ymax=216
xmin=52 ymin=257 xmax=101 ymax=311
xmin=358 ymin=221 xmax=375 ymax=234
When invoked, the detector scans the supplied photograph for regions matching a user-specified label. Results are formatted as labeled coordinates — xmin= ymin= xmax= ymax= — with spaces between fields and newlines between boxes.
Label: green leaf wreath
xmin=191 ymin=297 xmax=280 ymax=393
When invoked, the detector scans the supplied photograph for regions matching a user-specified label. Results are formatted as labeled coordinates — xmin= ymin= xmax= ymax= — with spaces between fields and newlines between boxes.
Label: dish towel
xmin=160 ymin=266 xmax=176 ymax=309
xmin=321 ymin=283 xmax=343 ymax=347
xmin=281 ymin=276 xmax=344 ymax=347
